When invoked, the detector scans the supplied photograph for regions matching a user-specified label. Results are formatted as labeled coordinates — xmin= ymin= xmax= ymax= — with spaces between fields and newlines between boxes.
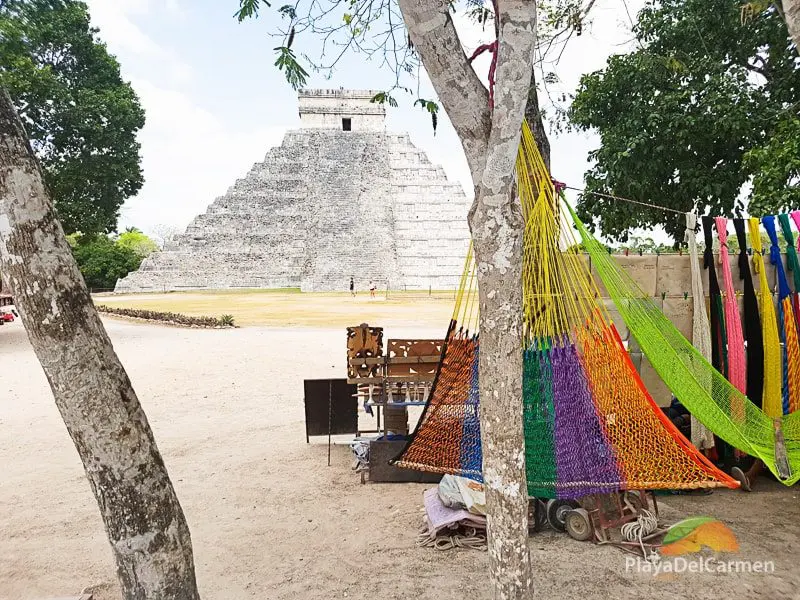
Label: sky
xmin=82 ymin=0 xmax=645 ymax=241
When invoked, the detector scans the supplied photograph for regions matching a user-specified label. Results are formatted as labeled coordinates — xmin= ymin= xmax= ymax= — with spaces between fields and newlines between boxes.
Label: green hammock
xmin=568 ymin=203 xmax=799 ymax=485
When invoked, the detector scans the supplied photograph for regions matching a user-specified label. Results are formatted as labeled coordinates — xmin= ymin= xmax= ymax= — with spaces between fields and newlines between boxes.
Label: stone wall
xmin=297 ymin=88 xmax=385 ymax=131
xmin=592 ymin=252 xmax=787 ymax=405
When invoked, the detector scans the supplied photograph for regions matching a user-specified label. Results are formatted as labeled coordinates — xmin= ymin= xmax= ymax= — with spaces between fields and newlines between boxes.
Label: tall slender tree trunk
xmin=398 ymin=2 xmax=536 ymax=598
xmin=0 ymin=88 xmax=200 ymax=599
xmin=469 ymin=4 xmax=536 ymax=598
xmin=782 ymin=0 xmax=800 ymax=50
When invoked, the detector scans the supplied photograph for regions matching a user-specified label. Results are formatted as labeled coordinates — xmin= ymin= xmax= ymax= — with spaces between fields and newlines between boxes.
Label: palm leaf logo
xmin=661 ymin=517 xmax=739 ymax=556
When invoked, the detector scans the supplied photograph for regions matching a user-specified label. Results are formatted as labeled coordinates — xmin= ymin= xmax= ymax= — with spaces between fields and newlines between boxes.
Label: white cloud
xmin=80 ymin=0 xmax=270 ymax=235
xmin=118 ymin=79 xmax=287 ymax=235
xmin=84 ymin=0 xmax=192 ymax=84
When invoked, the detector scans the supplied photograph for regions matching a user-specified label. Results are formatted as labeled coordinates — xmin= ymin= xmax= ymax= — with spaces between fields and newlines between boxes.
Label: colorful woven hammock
xmin=748 ymin=218 xmax=782 ymax=420
xmin=763 ymin=216 xmax=800 ymax=415
xmin=393 ymin=123 xmax=737 ymax=498
xmin=576 ymin=209 xmax=799 ymax=483
xmin=685 ymin=213 xmax=714 ymax=450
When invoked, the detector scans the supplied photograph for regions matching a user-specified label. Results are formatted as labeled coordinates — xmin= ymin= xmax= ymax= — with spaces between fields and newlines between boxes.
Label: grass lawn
xmin=95 ymin=289 xmax=467 ymax=328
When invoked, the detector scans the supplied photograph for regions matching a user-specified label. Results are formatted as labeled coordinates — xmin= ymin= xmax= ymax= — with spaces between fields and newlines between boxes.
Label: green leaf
xmin=278 ymin=4 xmax=296 ymax=19
xmin=273 ymin=46 xmax=309 ymax=90
xmin=71 ymin=234 xmax=144 ymax=289
xmin=370 ymin=91 xmax=398 ymax=108
xmin=414 ymin=98 xmax=440 ymax=133
xmin=662 ymin=517 xmax=716 ymax=545
xmin=235 ymin=0 xmax=271 ymax=22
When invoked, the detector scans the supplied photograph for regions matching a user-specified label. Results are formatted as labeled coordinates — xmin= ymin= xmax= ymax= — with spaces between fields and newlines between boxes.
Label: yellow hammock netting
xmin=394 ymin=122 xmax=738 ymax=498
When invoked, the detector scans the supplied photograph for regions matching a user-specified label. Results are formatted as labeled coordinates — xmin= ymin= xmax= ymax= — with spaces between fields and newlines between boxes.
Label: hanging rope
xmin=563 ymin=185 xmax=686 ymax=215
xmin=685 ymin=213 xmax=715 ymax=450
xmin=715 ymin=218 xmax=746 ymax=424
xmin=749 ymin=218 xmax=783 ymax=419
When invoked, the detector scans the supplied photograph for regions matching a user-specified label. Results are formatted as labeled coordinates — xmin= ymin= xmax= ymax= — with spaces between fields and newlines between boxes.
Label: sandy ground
xmin=1 ymin=314 xmax=800 ymax=600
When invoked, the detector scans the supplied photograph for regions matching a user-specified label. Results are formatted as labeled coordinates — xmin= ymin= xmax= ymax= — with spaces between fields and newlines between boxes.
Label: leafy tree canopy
xmin=0 ymin=0 xmax=145 ymax=235
xmin=117 ymin=227 xmax=159 ymax=258
xmin=569 ymin=0 xmax=800 ymax=243
xmin=69 ymin=229 xmax=156 ymax=289
xmin=71 ymin=235 xmax=142 ymax=290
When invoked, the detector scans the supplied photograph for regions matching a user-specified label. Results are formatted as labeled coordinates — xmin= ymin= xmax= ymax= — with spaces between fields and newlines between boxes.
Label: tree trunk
xmin=525 ymin=83 xmax=550 ymax=171
xmin=469 ymin=3 xmax=535 ymax=598
xmin=399 ymin=1 xmax=535 ymax=598
xmin=0 ymin=87 xmax=200 ymax=599
xmin=782 ymin=0 xmax=800 ymax=51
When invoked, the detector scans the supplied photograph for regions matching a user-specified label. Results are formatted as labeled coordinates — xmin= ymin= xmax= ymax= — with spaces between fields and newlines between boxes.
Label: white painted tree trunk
xmin=0 ymin=88 xmax=200 ymax=599
xmin=782 ymin=0 xmax=800 ymax=51
xmin=399 ymin=1 xmax=536 ymax=598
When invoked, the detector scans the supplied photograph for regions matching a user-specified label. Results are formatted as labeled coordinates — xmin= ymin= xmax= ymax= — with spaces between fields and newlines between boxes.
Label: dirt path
xmin=1 ymin=320 xmax=798 ymax=599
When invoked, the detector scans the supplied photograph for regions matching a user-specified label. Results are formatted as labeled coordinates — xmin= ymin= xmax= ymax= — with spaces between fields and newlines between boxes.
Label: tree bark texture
xmin=524 ymin=83 xmax=550 ymax=171
xmin=399 ymin=1 xmax=536 ymax=598
xmin=470 ymin=3 xmax=536 ymax=598
xmin=782 ymin=0 xmax=800 ymax=51
xmin=0 ymin=88 xmax=200 ymax=600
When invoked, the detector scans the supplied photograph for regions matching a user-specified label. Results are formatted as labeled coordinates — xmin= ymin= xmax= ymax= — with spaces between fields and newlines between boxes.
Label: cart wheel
xmin=546 ymin=499 xmax=579 ymax=532
xmin=565 ymin=508 xmax=593 ymax=541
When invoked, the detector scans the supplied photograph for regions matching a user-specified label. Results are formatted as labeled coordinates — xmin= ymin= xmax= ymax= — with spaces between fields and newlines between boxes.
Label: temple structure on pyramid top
xmin=115 ymin=88 xmax=472 ymax=293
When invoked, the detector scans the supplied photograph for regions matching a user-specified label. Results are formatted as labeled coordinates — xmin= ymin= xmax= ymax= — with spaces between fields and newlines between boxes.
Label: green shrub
xmin=96 ymin=305 xmax=235 ymax=328
xmin=72 ymin=236 xmax=142 ymax=290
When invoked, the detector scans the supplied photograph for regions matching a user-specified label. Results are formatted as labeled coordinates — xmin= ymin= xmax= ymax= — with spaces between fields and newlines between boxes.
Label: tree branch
xmin=397 ymin=0 xmax=492 ymax=183
xmin=781 ymin=0 xmax=800 ymax=52
xmin=744 ymin=55 xmax=772 ymax=79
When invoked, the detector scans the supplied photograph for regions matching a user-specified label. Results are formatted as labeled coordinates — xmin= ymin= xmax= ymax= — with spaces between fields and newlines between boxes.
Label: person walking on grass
xmin=369 ymin=281 xmax=376 ymax=298
xmin=349 ymin=276 xmax=355 ymax=297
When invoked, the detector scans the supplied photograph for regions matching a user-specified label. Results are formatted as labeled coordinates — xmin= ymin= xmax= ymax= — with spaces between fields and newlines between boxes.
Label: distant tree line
xmin=0 ymin=0 xmax=145 ymax=236
xmin=68 ymin=228 xmax=158 ymax=290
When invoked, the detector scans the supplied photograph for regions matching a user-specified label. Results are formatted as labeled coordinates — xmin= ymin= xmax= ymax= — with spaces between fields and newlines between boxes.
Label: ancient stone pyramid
xmin=116 ymin=89 xmax=471 ymax=293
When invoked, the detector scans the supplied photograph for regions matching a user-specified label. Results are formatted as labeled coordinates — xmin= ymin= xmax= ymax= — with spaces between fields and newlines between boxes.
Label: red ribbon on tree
xmin=467 ymin=0 xmax=500 ymax=109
